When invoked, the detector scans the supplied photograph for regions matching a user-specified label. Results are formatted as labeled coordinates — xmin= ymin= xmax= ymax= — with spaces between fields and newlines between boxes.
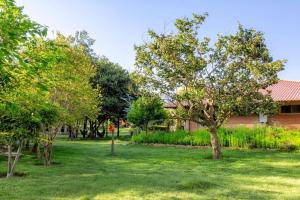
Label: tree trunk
xmin=10 ymin=143 xmax=22 ymax=174
xmin=111 ymin=131 xmax=115 ymax=156
xmin=44 ymin=144 xmax=50 ymax=166
xmin=32 ymin=142 xmax=38 ymax=153
xmin=209 ymin=127 xmax=221 ymax=159
xmin=7 ymin=141 xmax=23 ymax=178
xmin=83 ymin=116 xmax=88 ymax=139
xmin=145 ymin=122 xmax=148 ymax=135
xmin=25 ymin=139 xmax=30 ymax=150
xmin=117 ymin=117 xmax=120 ymax=138
xmin=7 ymin=145 xmax=12 ymax=178
xmin=105 ymin=119 xmax=108 ymax=138
xmin=36 ymin=142 xmax=41 ymax=159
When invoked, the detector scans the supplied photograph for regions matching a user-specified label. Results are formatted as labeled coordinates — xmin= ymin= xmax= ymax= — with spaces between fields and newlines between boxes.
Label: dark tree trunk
xmin=83 ymin=116 xmax=88 ymax=139
xmin=209 ymin=127 xmax=221 ymax=159
xmin=117 ymin=117 xmax=120 ymax=138
xmin=32 ymin=142 xmax=38 ymax=153
xmin=68 ymin=126 xmax=73 ymax=139
xmin=105 ymin=119 xmax=108 ymax=138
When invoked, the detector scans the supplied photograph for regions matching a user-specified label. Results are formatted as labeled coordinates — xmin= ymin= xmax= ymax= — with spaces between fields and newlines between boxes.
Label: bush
xmin=131 ymin=126 xmax=300 ymax=150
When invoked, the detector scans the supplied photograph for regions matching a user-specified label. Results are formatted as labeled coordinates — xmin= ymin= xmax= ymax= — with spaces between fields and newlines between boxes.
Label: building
xmin=165 ymin=80 xmax=300 ymax=131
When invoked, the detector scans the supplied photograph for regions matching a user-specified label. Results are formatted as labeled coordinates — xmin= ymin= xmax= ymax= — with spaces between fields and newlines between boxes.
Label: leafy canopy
xmin=134 ymin=13 xmax=285 ymax=129
xmin=91 ymin=57 xmax=132 ymax=120
xmin=127 ymin=96 xmax=167 ymax=130
xmin=134 ymin=13 xmax=285 ymax=159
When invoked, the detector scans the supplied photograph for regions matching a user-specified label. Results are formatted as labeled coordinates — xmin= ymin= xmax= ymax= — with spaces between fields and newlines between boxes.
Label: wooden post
xmin=109 ymin=123 xmax=115 ymax=156
xmin=111 ymin=131 xmax=115 ymax=156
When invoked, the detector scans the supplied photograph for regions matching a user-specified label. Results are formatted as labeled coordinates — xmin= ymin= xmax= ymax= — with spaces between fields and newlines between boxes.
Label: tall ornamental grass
xmin=131 ymin=126 xmax=300 ymax=150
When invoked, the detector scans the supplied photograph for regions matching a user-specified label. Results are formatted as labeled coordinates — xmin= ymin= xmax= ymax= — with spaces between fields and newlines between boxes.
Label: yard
xmin=0 ymin=136 xmax=300 ymax=200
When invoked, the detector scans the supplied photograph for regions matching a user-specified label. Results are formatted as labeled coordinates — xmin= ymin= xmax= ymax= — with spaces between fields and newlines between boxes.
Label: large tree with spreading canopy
xmin=134 ymin=13 xmax=285 ymax=159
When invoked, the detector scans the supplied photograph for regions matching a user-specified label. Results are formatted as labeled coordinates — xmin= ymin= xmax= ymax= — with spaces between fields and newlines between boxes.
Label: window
xmin=292 ymin=105 xmax=300 ymax=113
xmin=281 ymin=105 xmax=300 ymax=113
xmin=281 ymin=105 xmax=291 ymax=113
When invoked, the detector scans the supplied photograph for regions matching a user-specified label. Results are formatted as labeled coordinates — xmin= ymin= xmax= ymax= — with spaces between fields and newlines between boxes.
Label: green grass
xmin=0 ymin=136 xmax=300 ymax=200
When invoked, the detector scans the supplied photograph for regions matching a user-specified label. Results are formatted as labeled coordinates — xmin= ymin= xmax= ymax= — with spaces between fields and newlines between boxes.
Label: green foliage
xmin=132 ymin=126 xmax=300 ymax=151
xmin=0 ymin=0 xmax=46 ymax=89
xmin=91 ymin=57 xmax=132 ymax=120
xmin=127 ymin=96 xmax=168 ymax=131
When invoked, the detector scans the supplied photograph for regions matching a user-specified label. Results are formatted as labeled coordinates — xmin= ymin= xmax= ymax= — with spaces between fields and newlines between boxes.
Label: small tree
xmin=127 ymin=96 xmax=167 ymax=133
xmin=134 ymin=13 xmax=285 ymax=159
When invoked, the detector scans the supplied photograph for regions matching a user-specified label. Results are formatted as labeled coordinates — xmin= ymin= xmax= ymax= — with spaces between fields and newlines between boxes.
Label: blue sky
xmin=16 ymin=0 xmax=300 ymax=80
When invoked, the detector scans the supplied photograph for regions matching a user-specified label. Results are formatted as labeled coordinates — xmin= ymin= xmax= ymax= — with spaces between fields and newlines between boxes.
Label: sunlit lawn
xmin=0 ymin=135 xmax=300 ymax=200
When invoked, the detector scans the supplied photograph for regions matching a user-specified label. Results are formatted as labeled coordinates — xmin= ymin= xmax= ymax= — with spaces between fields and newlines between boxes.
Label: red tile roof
xmin=165 ymin=80 xmax=300 ymax=108
xmin=266 ymin=80 xmax=300 ymax=102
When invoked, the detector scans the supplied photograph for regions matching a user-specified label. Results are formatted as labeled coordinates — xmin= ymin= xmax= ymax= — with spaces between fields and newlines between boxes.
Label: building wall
xmin=226 ymin=114 xmax=300 ymax=129
xmin=226 ymin=115 xmax=260 ymax=128
xmin=184 ymin=120 xmax=202 ymax=132
xmin=269 ymin=114 xmax=300 ymax=129
xmin=185 ymin=114 xmax=300 ymax=131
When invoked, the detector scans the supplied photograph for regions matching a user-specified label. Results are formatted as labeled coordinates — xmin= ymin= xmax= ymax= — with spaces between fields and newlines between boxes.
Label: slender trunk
xmin=25 ymin=139 xmax=30 ymax=150
xmin=44 ymin=144 xmax=50 ymax=166
xmin=68 ymin=126 xmax=72 ymax=139
xmin=89 ymin=120 xmax=93 ymax=138
xmin=94 ymin=120 xmax=98 ymax=138
xmin=117 ymin=117 xmax=120 ymax=138
xmin=7 ymin=145 xmax=12 ymax=178
xmin=32 ymin=142 xmax=38 ymax=153
xmin=105 ymin=119 xmax=108 ymax=138
xmin=10 ymin=142 xmax=22 ymax=174
xmin=111 ymin=132 xmax=115 ymax=156
xmin=36 ymin=142 xmax=41 ymax=159
xmin=83 ymin=117 xmax=88 ymax=139
xmin=7 ymin=141 xmax=23 ymax=178
xmin=48 ymin=144 xmax=53 ymax=166
xmin=209 ymin=127 xmax=221 ymax=159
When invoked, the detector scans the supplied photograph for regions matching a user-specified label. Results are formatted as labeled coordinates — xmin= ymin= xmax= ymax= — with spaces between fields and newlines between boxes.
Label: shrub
xmin=131 ymin=126 xmax=300 ymax=150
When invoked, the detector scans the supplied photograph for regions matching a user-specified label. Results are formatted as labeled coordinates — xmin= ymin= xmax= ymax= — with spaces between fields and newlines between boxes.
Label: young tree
xmin=127 ymin=96 xmax=167 ymax=133
xmin=20 ymin=33 xmax=99 ymax=165
xmin=134 ymin=13 xmax=285 ymax=159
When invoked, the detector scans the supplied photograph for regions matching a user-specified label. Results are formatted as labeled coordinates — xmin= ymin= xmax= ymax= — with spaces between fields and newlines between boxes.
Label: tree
xmin=91 ymin=57 xmax=132 ymax=138
xmin=0 ymin=0 xmax=46 ymax=90
xmin=127 ymin=96 xmax=167 ymax=133
xmin=0 ymin=0 xmax=50 ymax=177
xmin=26 ymin=33 xmax=99 ymax=164
xmin=134 ymin=13 xmax=285 ymax=159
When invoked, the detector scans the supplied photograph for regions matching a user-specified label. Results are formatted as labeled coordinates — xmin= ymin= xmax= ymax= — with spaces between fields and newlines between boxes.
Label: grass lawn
xmin=0 ymin=136 xmax=300 ymax=200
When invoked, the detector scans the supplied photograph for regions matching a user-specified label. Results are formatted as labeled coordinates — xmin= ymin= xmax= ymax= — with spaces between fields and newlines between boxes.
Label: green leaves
xmin=0 ymin=0 xmax=45 ymax=69
xmin=91 ymin=57 xmax=132 ymax=119
xmin=127 ymin=96 xmax=167 ymax=130
xmin=134 ymin=13 xmax=285 ymax=129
